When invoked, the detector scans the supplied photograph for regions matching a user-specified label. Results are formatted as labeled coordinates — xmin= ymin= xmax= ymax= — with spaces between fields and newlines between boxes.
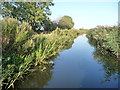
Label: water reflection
xmin=15 ymin=64 xmax=53 ymax=88
xmin=14 ymin=39 xmax=74 ymax=89
xmin=88 ymin=38 xmax=120 ymax=82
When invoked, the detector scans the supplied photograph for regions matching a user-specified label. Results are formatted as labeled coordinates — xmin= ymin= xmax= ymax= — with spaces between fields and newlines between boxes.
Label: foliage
xmin=2 ymin=17 xmax=35 ymax=55
xmin=2 ymin=17 xmax=35 ymax=89
xmin=2 ymin=17 xmax=86 ymax=89
xmin=43 ymin=21 xmax=58 ymax=32
xmin=1 ymin=2 xmax=54 ymax=32
xmin=58 ymin=16 xmax=74 ymax=29
xmin=86 ymin=25 xmax=120 ymax=58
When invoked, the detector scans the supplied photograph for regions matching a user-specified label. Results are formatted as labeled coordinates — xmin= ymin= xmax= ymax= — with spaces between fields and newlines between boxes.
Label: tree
xmin=58 ymin=16 xmax=74 ymax=29
xmin=1 ymin=2 xmax=54 ymax=32
xmin=43 ymin=20 xmax=57 ymax=32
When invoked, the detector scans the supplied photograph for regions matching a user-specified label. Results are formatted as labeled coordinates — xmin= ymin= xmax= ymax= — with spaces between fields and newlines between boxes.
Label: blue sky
xmin=49 ymin=1 xmax=118 ymax=29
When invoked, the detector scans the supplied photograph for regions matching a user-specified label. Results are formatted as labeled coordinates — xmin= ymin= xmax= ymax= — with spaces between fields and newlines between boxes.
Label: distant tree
xmin=43 ymin=20 xmax=57 ymax=32
xmin=58 ymin=16 xmax=74 ymax=29
xmin=1 ymin=2 xmax=54 ymax=32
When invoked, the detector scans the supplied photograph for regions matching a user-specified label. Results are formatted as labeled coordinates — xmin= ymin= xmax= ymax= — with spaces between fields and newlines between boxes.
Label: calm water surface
xmin=16 ymin=34 xmax=118 ymax=88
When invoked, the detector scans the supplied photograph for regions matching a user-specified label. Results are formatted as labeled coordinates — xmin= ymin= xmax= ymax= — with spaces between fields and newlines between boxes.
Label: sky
xmin=49 ymin=1 xmax=118 ymax=29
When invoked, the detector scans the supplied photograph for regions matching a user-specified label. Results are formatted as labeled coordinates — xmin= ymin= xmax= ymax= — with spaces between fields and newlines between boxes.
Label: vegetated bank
xmin=2 ymin=17 xmax=87 ymax=89
xmin=86 ymin=25 xmax=120 ymax=59
xmin=87 ymin=33 xmax=120 ymax=82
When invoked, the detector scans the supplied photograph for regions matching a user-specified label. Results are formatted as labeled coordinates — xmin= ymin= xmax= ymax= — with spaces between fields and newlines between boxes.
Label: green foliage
xmin=2 ymin=17 xmax=35 ymax=89
xmin=43 ymin=20 xmax=58 ymax=32
xmin=2 ymin=2 xmax=54 ymax=32
xmin=86 ymin=26 xmax=119 ymax=58
xmin=58 ymin=16 xmax=74 ymax=29
xmin=2 ymin=17 xmax=86 ymax=89
xmin=2 ymin=17 xmax=35 ymax=55
xmin=2 ymin=18 xmax=19 ymax=51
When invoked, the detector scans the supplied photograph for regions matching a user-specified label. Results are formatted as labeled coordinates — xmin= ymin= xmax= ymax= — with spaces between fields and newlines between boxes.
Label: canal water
xmin=16 ymin=34 xmax=119 ymax=88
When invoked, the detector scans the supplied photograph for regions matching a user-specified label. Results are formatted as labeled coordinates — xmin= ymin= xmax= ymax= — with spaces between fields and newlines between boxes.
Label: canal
xmin=16 ymin=34 xmax=119 ymax=88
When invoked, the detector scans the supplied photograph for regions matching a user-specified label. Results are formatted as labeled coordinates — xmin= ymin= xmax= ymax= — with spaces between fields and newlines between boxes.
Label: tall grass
xmin=2 ymin=17 xmax=86 ymax=89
